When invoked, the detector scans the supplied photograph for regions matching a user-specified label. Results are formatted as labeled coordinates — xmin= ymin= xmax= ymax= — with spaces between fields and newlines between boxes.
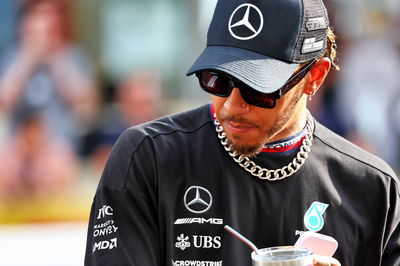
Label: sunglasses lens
xmin=241 ymin=89 xmax=276 ymax=108
xmin=198 ymin=72 xmax=231 ymax=96
xmin=198 ymin=71 xmax=277 ymax=108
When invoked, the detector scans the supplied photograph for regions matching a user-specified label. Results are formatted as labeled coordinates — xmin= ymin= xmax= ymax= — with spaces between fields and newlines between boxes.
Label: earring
xmin=241 ymin=103 xmax=247 ymax=108
xmin=308 ymin=91 xmax=315 ymax=101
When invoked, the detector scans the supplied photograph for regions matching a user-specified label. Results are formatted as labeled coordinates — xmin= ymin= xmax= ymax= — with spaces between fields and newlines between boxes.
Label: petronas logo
xmin=304 ymin=201 xmax=329 ymax=232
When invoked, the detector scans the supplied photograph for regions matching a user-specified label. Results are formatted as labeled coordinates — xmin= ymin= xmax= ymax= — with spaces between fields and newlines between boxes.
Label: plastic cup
xmin=251 ymin=246 xmax=313 ymax=266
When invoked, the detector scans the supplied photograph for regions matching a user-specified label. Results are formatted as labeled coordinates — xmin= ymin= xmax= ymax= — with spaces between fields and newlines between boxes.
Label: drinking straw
xmin=224 ymin=225 xmax=259 ymax=254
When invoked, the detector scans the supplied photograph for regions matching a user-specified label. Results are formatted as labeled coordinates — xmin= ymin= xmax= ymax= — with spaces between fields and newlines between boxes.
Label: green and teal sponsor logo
xmin=304 ymin=201 xmax=329 ymax=232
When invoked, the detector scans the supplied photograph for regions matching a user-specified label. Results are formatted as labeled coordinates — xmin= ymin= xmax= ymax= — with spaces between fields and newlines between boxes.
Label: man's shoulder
xmin=313 ymin=121 xmax=397 ymax=179
xmin=98 ymin=104 xmax=212 ymax=189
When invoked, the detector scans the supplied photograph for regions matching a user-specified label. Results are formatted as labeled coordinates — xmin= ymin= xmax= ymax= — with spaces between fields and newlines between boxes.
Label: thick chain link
xmin=215 ymin=111 xmax=314 ymax=181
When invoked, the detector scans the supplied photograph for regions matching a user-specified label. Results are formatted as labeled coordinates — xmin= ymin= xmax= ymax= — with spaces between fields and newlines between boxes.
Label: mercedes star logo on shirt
xmin=184 ymin=186 xmax=213 ymax=214
xmin=228 ymin=3 xmax=264 ymax=40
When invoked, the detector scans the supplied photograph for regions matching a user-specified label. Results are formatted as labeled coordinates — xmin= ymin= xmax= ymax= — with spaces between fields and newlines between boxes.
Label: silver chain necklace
xmin=214 ymin=111 xmax=314 ymax=181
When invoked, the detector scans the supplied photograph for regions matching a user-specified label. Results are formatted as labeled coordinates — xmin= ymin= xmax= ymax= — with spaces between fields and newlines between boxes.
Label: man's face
xmin=211 ymin=78 xmax=306 ymax=157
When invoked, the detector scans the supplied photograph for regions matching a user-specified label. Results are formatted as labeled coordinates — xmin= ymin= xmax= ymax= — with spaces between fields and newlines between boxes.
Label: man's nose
xmin=223 ymin=88 xmax=249 ymax=113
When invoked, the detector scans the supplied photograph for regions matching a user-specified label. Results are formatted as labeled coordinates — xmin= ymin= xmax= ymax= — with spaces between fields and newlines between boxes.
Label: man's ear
xmin=303 ymin=57 xmax=331 ymax=96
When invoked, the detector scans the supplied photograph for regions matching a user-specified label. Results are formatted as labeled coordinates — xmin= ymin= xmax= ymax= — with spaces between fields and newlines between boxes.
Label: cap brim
xmin=187 ymin=46 xmax=299 ymax=94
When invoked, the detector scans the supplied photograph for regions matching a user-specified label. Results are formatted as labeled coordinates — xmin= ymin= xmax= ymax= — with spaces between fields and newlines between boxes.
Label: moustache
xmin=218 ymin=114 xmax=260 ymax=128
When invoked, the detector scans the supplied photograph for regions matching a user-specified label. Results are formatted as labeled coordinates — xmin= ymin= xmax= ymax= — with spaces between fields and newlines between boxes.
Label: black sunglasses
xmin=196 ymin=59 xmax=316 ymax=108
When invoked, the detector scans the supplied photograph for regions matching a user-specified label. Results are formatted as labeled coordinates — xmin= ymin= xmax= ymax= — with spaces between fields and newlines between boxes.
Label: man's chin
xmin=229 ymin=142 xmax=262 ymax=158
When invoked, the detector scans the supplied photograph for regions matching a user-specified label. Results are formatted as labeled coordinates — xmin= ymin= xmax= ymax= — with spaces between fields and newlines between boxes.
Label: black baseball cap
xmin=187 ymin=0 xmax=329 ymax=94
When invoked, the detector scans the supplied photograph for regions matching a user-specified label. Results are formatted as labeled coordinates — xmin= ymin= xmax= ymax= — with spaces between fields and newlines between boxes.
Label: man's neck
xmin=266 ymin=102 xmax=308 ymax=144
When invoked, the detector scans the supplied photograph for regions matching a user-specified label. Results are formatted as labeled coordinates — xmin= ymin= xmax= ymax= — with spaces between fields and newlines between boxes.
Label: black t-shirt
xmin=85 ymin=104 xmax=400 ymax=266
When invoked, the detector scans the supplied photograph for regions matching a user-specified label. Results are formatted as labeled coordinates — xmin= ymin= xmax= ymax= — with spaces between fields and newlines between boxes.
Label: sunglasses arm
xmin=273 ymin=88 xmax=283 ymax=100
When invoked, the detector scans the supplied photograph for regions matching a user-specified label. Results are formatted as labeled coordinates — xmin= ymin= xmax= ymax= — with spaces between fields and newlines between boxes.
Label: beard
xmin=219 ymin=86 xmax=305 ymax=158
xmin=228 ymin=141 xmax=264 ymax=158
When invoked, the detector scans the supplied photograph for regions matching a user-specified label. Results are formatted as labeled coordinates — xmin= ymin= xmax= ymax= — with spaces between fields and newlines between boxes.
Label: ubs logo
xmin=175 ymin=234 xmax=222 ymax=251
xmin=184 ymin=186 xmax=213 ymax=214
xmin=228 ymin=3 xmax=264 ymax=40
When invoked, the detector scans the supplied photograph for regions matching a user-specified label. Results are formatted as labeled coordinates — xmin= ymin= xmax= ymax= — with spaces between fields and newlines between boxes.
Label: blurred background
xmin=0 ymin=0 xmax=399 ymax=265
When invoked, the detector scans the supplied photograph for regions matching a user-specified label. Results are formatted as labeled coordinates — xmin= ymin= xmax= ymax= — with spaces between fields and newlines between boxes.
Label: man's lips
xmin=224 ymin=121 xmax=257 ymax=134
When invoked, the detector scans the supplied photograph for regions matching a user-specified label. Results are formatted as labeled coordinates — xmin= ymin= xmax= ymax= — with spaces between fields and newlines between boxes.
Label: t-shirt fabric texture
xmin=85 ymin=104 xmax=400 ymax=266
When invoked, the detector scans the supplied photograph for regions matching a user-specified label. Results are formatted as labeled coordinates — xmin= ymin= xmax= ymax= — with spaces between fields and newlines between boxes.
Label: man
xmin=85 ymin=0 xmax=400 ymax=265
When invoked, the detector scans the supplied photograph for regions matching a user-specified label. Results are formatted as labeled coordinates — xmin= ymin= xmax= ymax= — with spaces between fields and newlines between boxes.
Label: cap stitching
xmin=291 ymin=0 xmax=305 ymax=60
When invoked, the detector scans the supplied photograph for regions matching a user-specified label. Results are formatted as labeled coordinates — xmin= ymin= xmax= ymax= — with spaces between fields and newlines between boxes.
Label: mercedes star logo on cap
xmin=184 ymin=186 xmax=213 ymax=214
xmin=228 ymin=3 xmax=264 ymax=40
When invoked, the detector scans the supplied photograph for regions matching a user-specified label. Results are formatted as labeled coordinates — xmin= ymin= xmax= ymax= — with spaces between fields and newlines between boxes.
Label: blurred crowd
xmin=309 ymin=0 xmax=400 ymax=173
xmin=0 ymin=0 xmax=163 ymax=202
xmin=0 ymin=0 xmax=399 ymax=208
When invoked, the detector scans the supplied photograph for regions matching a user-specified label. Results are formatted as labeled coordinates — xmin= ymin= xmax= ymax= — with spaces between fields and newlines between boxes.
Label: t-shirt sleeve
xmin=382 ymin=176 xmax=400 ymax=265
xmin=84 ymin=129 xmax=161 ymax=266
